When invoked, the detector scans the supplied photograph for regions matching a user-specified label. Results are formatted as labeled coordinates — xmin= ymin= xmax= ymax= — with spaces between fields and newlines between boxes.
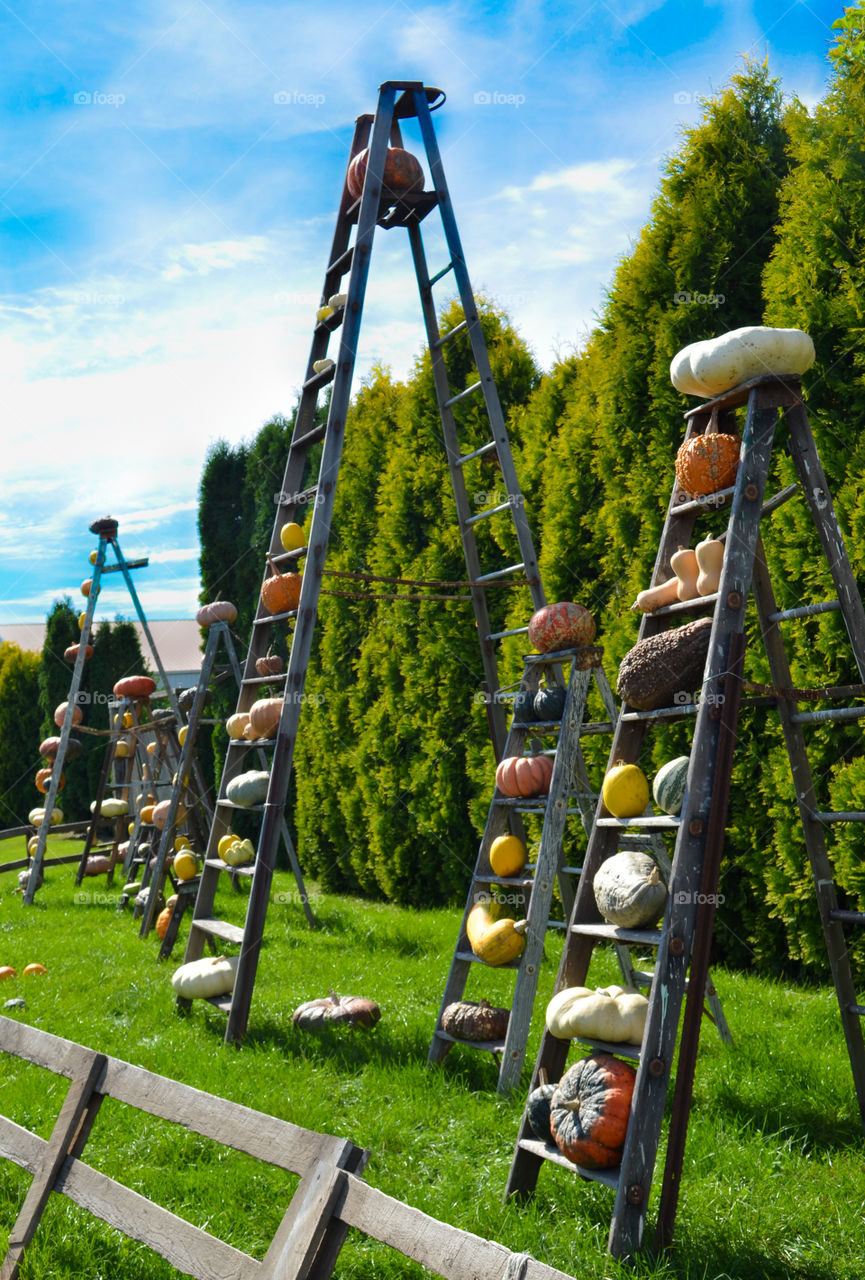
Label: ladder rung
xmin=621 ymin=704 xmax=700 ymax=722
xmin=768 ymin=600 xmax=841 ymax=622
xmin=276 ymin=484 xmax=318 ymax=511
xmin=253 ymin=610 xmax=297 ymax=625
xmin=792 ymin=706 xmax=865 ymax=725
xmin=646 ymin=593 xmax=717 ymax=619
xmin=445 ymin=381 xmax=483 ymax=408
xmin=670 ymin=485 xmax=735 ymax=516
xmin=192 ymin=917 xmax=245 ymax=945
xmin=485 ymin=626 xmax=529 ymax=641
xmin=473 ymin=563 xmax=526 ymax=585
xmin=570 ymin=922 xmax=663 ymax=947
xmin=516 ymin=1138 xmax=621 ymax=1189
xmin=495 ymin=797 xmax=548 ymax=809
xmin=830 ymin=909 xmax=865 ymax=926
xmin=523 ymin=648 xmax=597 ymax=664
xmin=454 ymin=949 xmax=522 ymax=969
xmin=811 ymin=811 xmax=865 ymax=822
xmin=473 ymin=873 xmax=534 ymax=887
xmin=455 ymin=439 xmax=498 ymax=467
xmin=559 ymin=866 xmax=583 ymax=876
xmin=217 ymin=799 xmax=266 ymax=811
xmin=302 ymin=367 xmax=336 ymax=392
xmin=433 ymin=1028 xmax=504 ymax=1054
xmin=204 ymin=858 xmax=255 ymax=876
xmin=204 ymin=994 xmax=233 ymax=1013
xmin=464 ymin=500 xmax=512 ymax=527
xmin=241 ymin=673 xmax=289 ymax=687
xmin=429 ymin=261 xmax=454 ymax=285
xmin=433 ymin=319 xmax=468 ymax=348
xmin=597 ymin=816 xmax=681 ymax=830
xmin=567 ymin=1034 xmax=642 ymax=1062
xmin=579 ymin=720 xmax=616 ymax=735
xmin=291 ymin=423 xmax=327 ymax=451
xmin=271 ymin=547 xmax=307 ymax=566
xmin=848 ymin=1004 xmax=865 ymax=1016
xmin=326 ymin=244 xmax=354 ymax=276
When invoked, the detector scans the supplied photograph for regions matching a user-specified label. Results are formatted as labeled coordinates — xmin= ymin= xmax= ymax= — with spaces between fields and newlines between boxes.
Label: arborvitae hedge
xmin=196 ymin=56 xmax=865 ymax=975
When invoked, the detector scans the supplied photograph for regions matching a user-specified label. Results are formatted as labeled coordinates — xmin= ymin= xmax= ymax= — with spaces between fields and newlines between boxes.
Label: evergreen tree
xmin=0 ymin=643 xmax=43 ymax=827
xmin=37 ymin=600 xmax=93 ymax=821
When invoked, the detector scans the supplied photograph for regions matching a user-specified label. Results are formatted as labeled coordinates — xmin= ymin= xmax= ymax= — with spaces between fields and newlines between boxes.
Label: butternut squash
xmin=670 ymin=547 xmax=699 ymax=602
xmin=631 ymin=576 xmax=680 ymax=613
xmin=695 ymin=536 xmax=724 ymax=596
xmin=466 ymin=899 xmax=527 ymax=966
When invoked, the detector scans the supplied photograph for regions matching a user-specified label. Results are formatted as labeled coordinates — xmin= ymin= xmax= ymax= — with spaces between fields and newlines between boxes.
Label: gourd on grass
xmin=292 ymin=991 xmax=381 ymax=1030
xmin=172 ymin=954 xmax=238 ymax=999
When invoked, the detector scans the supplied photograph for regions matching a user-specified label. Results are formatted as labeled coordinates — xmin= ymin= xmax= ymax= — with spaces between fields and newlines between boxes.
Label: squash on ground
xmin=171 ymin=954 xmax=238 ymax=999
xmin=292 ymin=991 xmax=381 ymax=1029
xmin=441 ymin=999 xmax=509 ymax=1041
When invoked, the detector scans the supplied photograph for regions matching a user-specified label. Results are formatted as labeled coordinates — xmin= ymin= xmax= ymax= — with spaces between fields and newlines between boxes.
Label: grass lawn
xmin=0 ymin=839 xmax=862 ymax=1279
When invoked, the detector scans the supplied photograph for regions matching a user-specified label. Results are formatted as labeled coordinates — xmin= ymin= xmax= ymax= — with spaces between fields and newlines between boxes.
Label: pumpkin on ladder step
xmin=653 ymin=755 xmax=690 ymax=815
xmin=593 ymin=851 xmax=667 ymax=928
xmin=226 ymin=771 xmax=270 ymax=807
xmin=545 ymin=984 xmax=649 ymax=1044
xmin=550 ymin=1052 xmax=637 ymax=1169
xmin=466 ymin=898 xmax=527 ymax=966
xmin=495 ymin=754 xmax=553 ymax=798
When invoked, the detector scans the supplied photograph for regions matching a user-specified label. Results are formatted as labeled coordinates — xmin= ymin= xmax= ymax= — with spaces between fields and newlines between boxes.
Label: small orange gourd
xmin=261 ymin=555 xmax=301 ymax=615
xmin=674 ymin=409 xmax=740 ymax=499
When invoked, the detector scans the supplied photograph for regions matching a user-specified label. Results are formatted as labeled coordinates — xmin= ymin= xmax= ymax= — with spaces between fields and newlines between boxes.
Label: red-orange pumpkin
xmin=675 ymin=427 xmax=740 ymax=498
xmin=248 ymin=697 xmax=282 ymax=739
xmin=528 ymin=602 xmax=596 ymax=654
xmin=53 ymin=701 xmax=83 ymax=728
xmin=39 ymin=736 xmax=82 ymax=760
xmin=152 ymin=799 xmax=187 ymax=831
xmin=156 ymin=905 xmax=174 ymax=941
xmin=82 ymin=855 xmax=112 ymax=877
xmin=255 ymin=652 xmax=284 ymax=677
xmin=64 ymin=643 xmax=93 ymax=662
xmin=346 ymin=147 xmax=424 ymax=201
xmin=550 ymin=1052 xmax=637 ymax=1169
xmin=113 ymin=675 xmax=157 ymax=700
xmin=261 ymin=556 xmax=301 ymax=615
xmin=495 ymin=754 xmax=554 ymax=798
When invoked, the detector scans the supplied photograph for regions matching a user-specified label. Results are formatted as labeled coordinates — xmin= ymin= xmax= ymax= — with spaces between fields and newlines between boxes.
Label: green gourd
xmin=653 ymin=755 xmax=690 ymax=815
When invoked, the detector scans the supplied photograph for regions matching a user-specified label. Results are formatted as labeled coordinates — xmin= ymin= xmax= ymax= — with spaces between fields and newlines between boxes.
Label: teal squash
xmin=653 ymin=755 xmax=690 ymax=815
xmin=533 ymin=686 xmax=567 ymax=722
xmin=226 ymin=771 xmax=270 ymax=807
xmin=512 ymin=687 xmax=536 ymax=722
xmin=525 ymin=1081 xmax=557 ymax=1142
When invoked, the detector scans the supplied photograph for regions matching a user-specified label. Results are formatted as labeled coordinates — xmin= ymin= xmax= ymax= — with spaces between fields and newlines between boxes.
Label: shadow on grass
xmin=712 ymin=1081 xmax=863 ymax=1153
xmin=650 ymin=1234 xmax=846 ymax=1280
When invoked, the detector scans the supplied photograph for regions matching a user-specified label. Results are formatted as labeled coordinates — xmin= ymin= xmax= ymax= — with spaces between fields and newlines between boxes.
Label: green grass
xmin=0 ymin=839 xmax=862 ymax=1279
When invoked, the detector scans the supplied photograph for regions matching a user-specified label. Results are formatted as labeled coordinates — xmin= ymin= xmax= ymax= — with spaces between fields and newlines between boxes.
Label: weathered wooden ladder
xmin=25 ymin=517 xmax=183 ymax=904
xmin=429 ymin=643 xmax=730 ymax=1096
xmin=179 ymin=80 xmax=550 ymax=1042
xmin=505 ymin=375 xmax=865 ymax=1257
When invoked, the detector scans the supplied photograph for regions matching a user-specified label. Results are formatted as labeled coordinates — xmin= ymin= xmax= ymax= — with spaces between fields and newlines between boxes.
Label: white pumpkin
xmin=545 ymin=984 xmax=648 ymax=1044
xmin=593 ymin=851 xmax=667 ymax=928
xmin=89 ymin=798 xmax=129 ymax=819
xmin=28 ymin=806 xmax=63 ymax=826
xmin=670 ymin=325 xmax=815 ymax=397
xmin=225 ymin=771 xmax=270 ymax=807
xmin=171 ymin=954 xmax=239 ymax=999
xmin=226 ymin=712 xmax=250 ymax=740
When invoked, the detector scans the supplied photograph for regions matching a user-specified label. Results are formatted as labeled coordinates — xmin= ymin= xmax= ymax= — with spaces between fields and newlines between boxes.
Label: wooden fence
xmin=0 ymin=1017 xmax=572 ymax=1280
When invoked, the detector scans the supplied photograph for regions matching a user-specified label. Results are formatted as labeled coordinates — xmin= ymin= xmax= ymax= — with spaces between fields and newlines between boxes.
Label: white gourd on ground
xmin=670 ymin=326 xmax=815 ymax=398
xmin=171 ymin=954 xmax=239 ymax=999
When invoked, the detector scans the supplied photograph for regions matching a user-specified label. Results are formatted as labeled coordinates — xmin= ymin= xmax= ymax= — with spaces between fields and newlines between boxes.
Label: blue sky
xmin=0 ymin=0 xmax=843 ymax=626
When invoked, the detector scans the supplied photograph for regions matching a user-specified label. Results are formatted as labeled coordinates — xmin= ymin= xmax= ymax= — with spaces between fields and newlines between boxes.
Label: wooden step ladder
xmin=505 ymin=375 xmax=865 ymax=1258
xmin=429 ymin=647 xmax=730 ymax=1095
xmin=178 ymin=80 xmax=549 ymax=1042
xmin=141 ymin=619 xmax=316 ymax=945
xmin=26 ymin=517 xmax=181 ymax=904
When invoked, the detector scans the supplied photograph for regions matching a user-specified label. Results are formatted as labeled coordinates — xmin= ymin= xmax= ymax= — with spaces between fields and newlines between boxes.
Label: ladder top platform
xmin=684 ymin=373 xmax=803 ymax=417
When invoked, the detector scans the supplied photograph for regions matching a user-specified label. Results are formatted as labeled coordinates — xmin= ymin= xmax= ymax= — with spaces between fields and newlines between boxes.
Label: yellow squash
xmin=466 ymin=900 xmax=527 ymax=966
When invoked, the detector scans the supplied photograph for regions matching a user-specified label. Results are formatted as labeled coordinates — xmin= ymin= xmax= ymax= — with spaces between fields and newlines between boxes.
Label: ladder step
xmin=228 ymin=737 xmax=276 ymax=749
xmin=830 ymin=909 xmax=865 ymax=926
xmin=811 ymin=811 xmax=865 ymax=823
xmin=276 ymin=484 xmax=318 ymax=512
xmin=515 ymin=1138 xmax=621 ymax=1189
xmin=485 ymin=625 xmax=530 ymax=641
xmin=204 ymin=858 xmax=255 ymax=876
xmin=454 ymin=949 xmax=522 ymax=969
xmin=253 ymin=610 xmax=297 ymax=625
xmin=473 ymin=562 xmax=526 ymax=585
xmin=204 ymin=993 xmax=233 ymax=1013
xmin=495 ymin=797 xmax=548 ymax=810
xmin=792 ymin=706 xmax=865 ymax=725
xmin=291 ymin=422 xmax=328 ymax=450
xmin=560 ymin=866 xmax=583 ymax=876
xmin=433 ymin=319 xmax=468 ymax=349
xmin=473 ymin=873 xmax=535 ymax=888
xmin=429 ymin=260 xmax=454 ymax=285
xmin=302 ymin=366 xmax=336 ymax=392
xmin=621 ymin=705 xmax=700 ymax=722
xmin=445 ymin=381 xmax=483 ymax=408
xmin=454 ymin=439 xmax=498 ymax=467
xmin=465 ymin=500 xmax=512 ymax=527
xmin=570 ymin=922 xmax=663 ymax=947
xmin=848 ymin=1004 xmax=865 ymax=1017
xmin=523 ymin=648 xmax=598 ymax=665
xmin=271 ymin=546 xmax=308 ymax=566
xmin=645 ymin=593 xmax=718 ymax=619
xmin=192 ymin=917 xmax=245 ymax=945
xmin=433 ymin=1028 xmax=504 ymax=1054
xmin=768 ymin=600 xmax=841 ymax=622
xmin=670 ymin=485 xmax=735 ymax=516
xmin=217 ymin=799 xmax=266 ymax=811
xmin=378 ymin=191 xmax=439 ymax=229
xmin=597 ymin=815 xmax=681 ymax=830
xmin=241 ymin=673 xmax=289 ymax=687
xmin=326 ymin=244 xmax=354 ymax=276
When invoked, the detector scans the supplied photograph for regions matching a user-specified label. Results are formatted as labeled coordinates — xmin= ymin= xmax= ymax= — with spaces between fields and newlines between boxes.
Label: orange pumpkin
xmin=64 ymin=643 xmax=93 ymax=662
xmin=35 ymin=768 xmax=65 ymax=795
xmin=675 ymin=414 xmax=740 ymax=498
xmin=156 ymin=905 xmax=174 ymax=940
xmin=255 ymin=651 xmax=284 ymax=676
xmin=261 ymin=556 xmax=301 ymax=615
xmin=53 ymin=701 xmax=83 ymax=728
xmin=495 ymin=754 xmax=554 ymax=798
xmin=550 ymin=1052 xmax=637 ymax=1169
xmin=113 ymin=675 xmax=157 ymax=700
xmin=248 ymin=697 xmax=282 ymax=739
xmin=346 ymin=146 xmax=423 ymax=201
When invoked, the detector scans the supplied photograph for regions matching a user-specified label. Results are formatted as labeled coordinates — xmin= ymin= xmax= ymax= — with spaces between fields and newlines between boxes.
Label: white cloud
xmin=161 ymin=237 xmax=271 ymax=281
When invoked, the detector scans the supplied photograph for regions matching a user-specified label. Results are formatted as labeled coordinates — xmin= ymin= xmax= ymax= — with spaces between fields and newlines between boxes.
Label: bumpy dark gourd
xmin=616 ymin=617 xmax=712 ymax=711
xmin=441 ymin=999 xmax=509 ymax=1041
